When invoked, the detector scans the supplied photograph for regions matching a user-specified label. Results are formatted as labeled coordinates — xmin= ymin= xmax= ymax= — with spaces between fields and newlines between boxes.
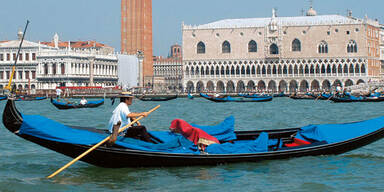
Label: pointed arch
xmin=222 ymin=41 xmax=231 ymax=53
xmin=322 ymin=80 xmax=331 ymax=91
xmin=207 ymin=81 xmax=215 ymax=92
xmin=279 ymin=80 xmax=287 ymax=93
xmin=345 ymin=79 xmax=353 ymax=87
xmin=197 ymin=41 xmax=206 ymax=54
xmin=227 ymin=81 xmax=235 ymax=93
xmin=300 ymin=80 xmax=309 ymax=92
xmin=268 ymin=80 xmax=277 ymax=92
xmin=292 ymin=39 xmax=301 ymax=52
xmin=318 ymin=41 xmax=328 ymax=53
xmin=248 ymin=40 xmax=257 ymax=52
xmin=257 ymin=80 xmax=266 ymax=90
xmin=311 ymin=80 xmax=320 ymax=91
xmin=196 ymin=81 xmax=204 ymax=93
xmin=347 ymin=40 xmax=358 ymax=53
xmin=217 ymin=81 xmax=225 ymax=93
xmin=270 ymin=43 xmax=279 ymax=54
xmin=237 ymin=81 xmax=245 ymax=93
xmin=247 ymin=80 xmax=255 ymax=91
xmin=289 ymin=80 xmax=298 ymax=93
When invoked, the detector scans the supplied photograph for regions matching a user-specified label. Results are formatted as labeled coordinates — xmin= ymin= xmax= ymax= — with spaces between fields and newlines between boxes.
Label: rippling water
xmin=0 ymin=98 xmax=383 ymax=191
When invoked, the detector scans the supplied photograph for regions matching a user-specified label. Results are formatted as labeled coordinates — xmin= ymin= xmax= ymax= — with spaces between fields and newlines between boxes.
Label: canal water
xmin=0 ymin=97 xmax=383 ymax=191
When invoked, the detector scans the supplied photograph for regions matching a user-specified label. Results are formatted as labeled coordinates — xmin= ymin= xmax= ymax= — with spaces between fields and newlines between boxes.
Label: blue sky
xmin=0 ymin=0 xmax=383 ymax=56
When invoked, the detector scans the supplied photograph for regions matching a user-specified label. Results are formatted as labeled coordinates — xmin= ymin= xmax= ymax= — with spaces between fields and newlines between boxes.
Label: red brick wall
xmin=121 ymin=0 xmax=153 ymax=81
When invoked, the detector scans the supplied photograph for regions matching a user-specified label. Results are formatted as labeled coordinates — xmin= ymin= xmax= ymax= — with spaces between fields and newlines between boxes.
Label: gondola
xmin=136 ymin=95 xmax=178 ymax=101
xmin=272 ymin=92 xmax=288 ymax=97
xmin=3 ymin=97 xmax=384 ymax=168
xmin=330 ymin=96 xmax=384 ymax=103
xmin=201 ymin=93 xmax=272 ymax=102
xmin=16 ymin=96 xmax=47 ymax=101
xmin=50 ymin=98 xmax=104 ymax=110
xmin=238 ymin=93 xmax=272 ymax=98
xmin=289 ymin=95 xmax=316 ymax=100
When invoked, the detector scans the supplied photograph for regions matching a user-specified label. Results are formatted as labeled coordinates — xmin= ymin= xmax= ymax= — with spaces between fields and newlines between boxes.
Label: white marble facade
xmin=182 ymin=8 xmax=382 ymax=93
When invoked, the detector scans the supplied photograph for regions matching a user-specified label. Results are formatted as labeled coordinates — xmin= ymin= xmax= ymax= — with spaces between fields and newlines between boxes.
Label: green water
xmin=0 ymin=98 xmax=383 ymax=191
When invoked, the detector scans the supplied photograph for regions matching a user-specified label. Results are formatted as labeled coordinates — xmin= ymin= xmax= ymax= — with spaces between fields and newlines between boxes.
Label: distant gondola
xmin=201 ymin=93 xmax=272 ymax=102
xmin=3 ymin=98 xmax=384 ymax=168
xmin=16 ymin=96 xmax=47 ymax=101
xmin=289 ymin=95 xmax=316 ymax=100
xmin=136 ymin=95 xmax=178 ymax=101
xmin=330 ymin=96 xmax=384 ymax=103
xmin=50 ymin=98 xmax=104 ymax=110
xmin=238 ymin=93 xmax=272 ymax=98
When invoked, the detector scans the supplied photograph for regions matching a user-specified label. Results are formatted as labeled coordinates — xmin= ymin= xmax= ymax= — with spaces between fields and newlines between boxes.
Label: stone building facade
xmin=0 ymin=32 xmax=118 ymax=90
xmin=153 ymin=44 xmax=183 ymax=91
xmin=182 ymin=8 xmax=381 ymax=93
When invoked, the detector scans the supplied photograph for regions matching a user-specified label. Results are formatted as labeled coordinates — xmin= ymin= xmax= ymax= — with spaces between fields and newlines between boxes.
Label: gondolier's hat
xmin=118 ymin=92 xmax=134 ymax=98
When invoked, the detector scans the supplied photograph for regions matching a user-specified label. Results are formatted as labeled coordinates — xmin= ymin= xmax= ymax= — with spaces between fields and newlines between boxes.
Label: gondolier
xmin=107 ymin=93 xmax=149 ymax=145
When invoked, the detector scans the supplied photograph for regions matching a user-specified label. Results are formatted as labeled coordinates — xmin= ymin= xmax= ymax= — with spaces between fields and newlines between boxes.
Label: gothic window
xmin=294 ymin=65 xmax=298 ymax=74
xmin=288 ymin=65 xmax=293 ymax=74
xmin=292 ymin=39 xmax=301 ymax=52
xmin=185 ymin=67 xmax=189 ymax=75
xmin=273 ymin=65 xmax=277 ymax=74
xmin=270 ymin=44 xmax=279 ymax=54
xmin=231 ymin=66 xmax=235 ymax=75
xmin=252 ymin=65 xmax=256 ymax=75
xmin=248 ymin=40 xmax=257 ymax=52
xmin=216 ymin=66 xmax=220 ymax=75
xmin=222 ymin=41 xmax=231 ymax=53
xmin=246 ymin=66 xmax=250 ymax=75
xmin=226 ymin=66 xmax=230 ymax=75
xmin=361 ymin=64 xmax=366 ymax=74
xmin=221 ymin=66 xmax=225 ymax=75
xmin=347 ymin=40 xmax=358 ymax=53
xmin=236 ymin=66 xmax=240 ymax=75
xmin=318 ymin=41 xmax=328 ymax=54
xmin=197 ymin=42 xmax=206 ymax=54
xmin=241 ymin=66 xmax=245 ymax=75
xmin=262 ymin=65 xmax=266 ymax=74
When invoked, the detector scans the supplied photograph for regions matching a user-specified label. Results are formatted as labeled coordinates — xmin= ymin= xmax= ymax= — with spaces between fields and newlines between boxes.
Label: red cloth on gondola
xmin=169 ymin=119 xmax=220 ymax=145
xmin=284 ymin=138 xmax=311 ymax=147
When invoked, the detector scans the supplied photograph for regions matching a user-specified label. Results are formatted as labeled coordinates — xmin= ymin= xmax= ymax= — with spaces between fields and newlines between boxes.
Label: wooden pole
xmin=46 ymin=105 xmax=160 ymax=179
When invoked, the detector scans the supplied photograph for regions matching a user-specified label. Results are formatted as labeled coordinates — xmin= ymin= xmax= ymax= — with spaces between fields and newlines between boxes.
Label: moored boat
xmin=50 ymin=98 xmax=104 ymax=109
xmin=3 ymin=97 xmax=384 ymax=168
xmin=201 ymin=93 xmax=272 ymax=102
xmin=136 ymin=95 xmax=178 ymax=101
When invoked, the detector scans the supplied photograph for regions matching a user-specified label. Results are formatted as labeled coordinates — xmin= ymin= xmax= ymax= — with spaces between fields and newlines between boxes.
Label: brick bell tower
xmin=121 ymin=0 xmax=153 ymax=87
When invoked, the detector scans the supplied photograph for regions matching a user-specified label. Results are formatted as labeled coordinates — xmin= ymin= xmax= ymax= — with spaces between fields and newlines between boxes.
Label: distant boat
xmin=200 ymin=93 xmax=272 ymax=102
xmin=330 ymin=96 xmax=384 ymax=103
xmin=187 ymin=93 xmax=194 ymax=99
xmin=0 ymin=95 xmax=7 ymax=101
xmin=136 ymin=95 xmax=178 ymax=101
xmin=238 ymin=93 xmax=271 ymax=98
xmin=16 ymin=96 xmax=47 ymax=101
xmin=50 ymin=98 xmax=104 ymax=110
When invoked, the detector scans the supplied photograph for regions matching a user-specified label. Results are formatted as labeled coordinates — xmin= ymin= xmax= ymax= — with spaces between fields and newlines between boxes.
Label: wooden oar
xmin=46 ymin=105 xmax=160 ymax=179
xmin=315 ymin=95 xmax=321 ymax=101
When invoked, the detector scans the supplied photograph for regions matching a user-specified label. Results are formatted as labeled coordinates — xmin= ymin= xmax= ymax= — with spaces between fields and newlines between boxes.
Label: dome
xmin=306 ymin=7 xmax=317 ymax=16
